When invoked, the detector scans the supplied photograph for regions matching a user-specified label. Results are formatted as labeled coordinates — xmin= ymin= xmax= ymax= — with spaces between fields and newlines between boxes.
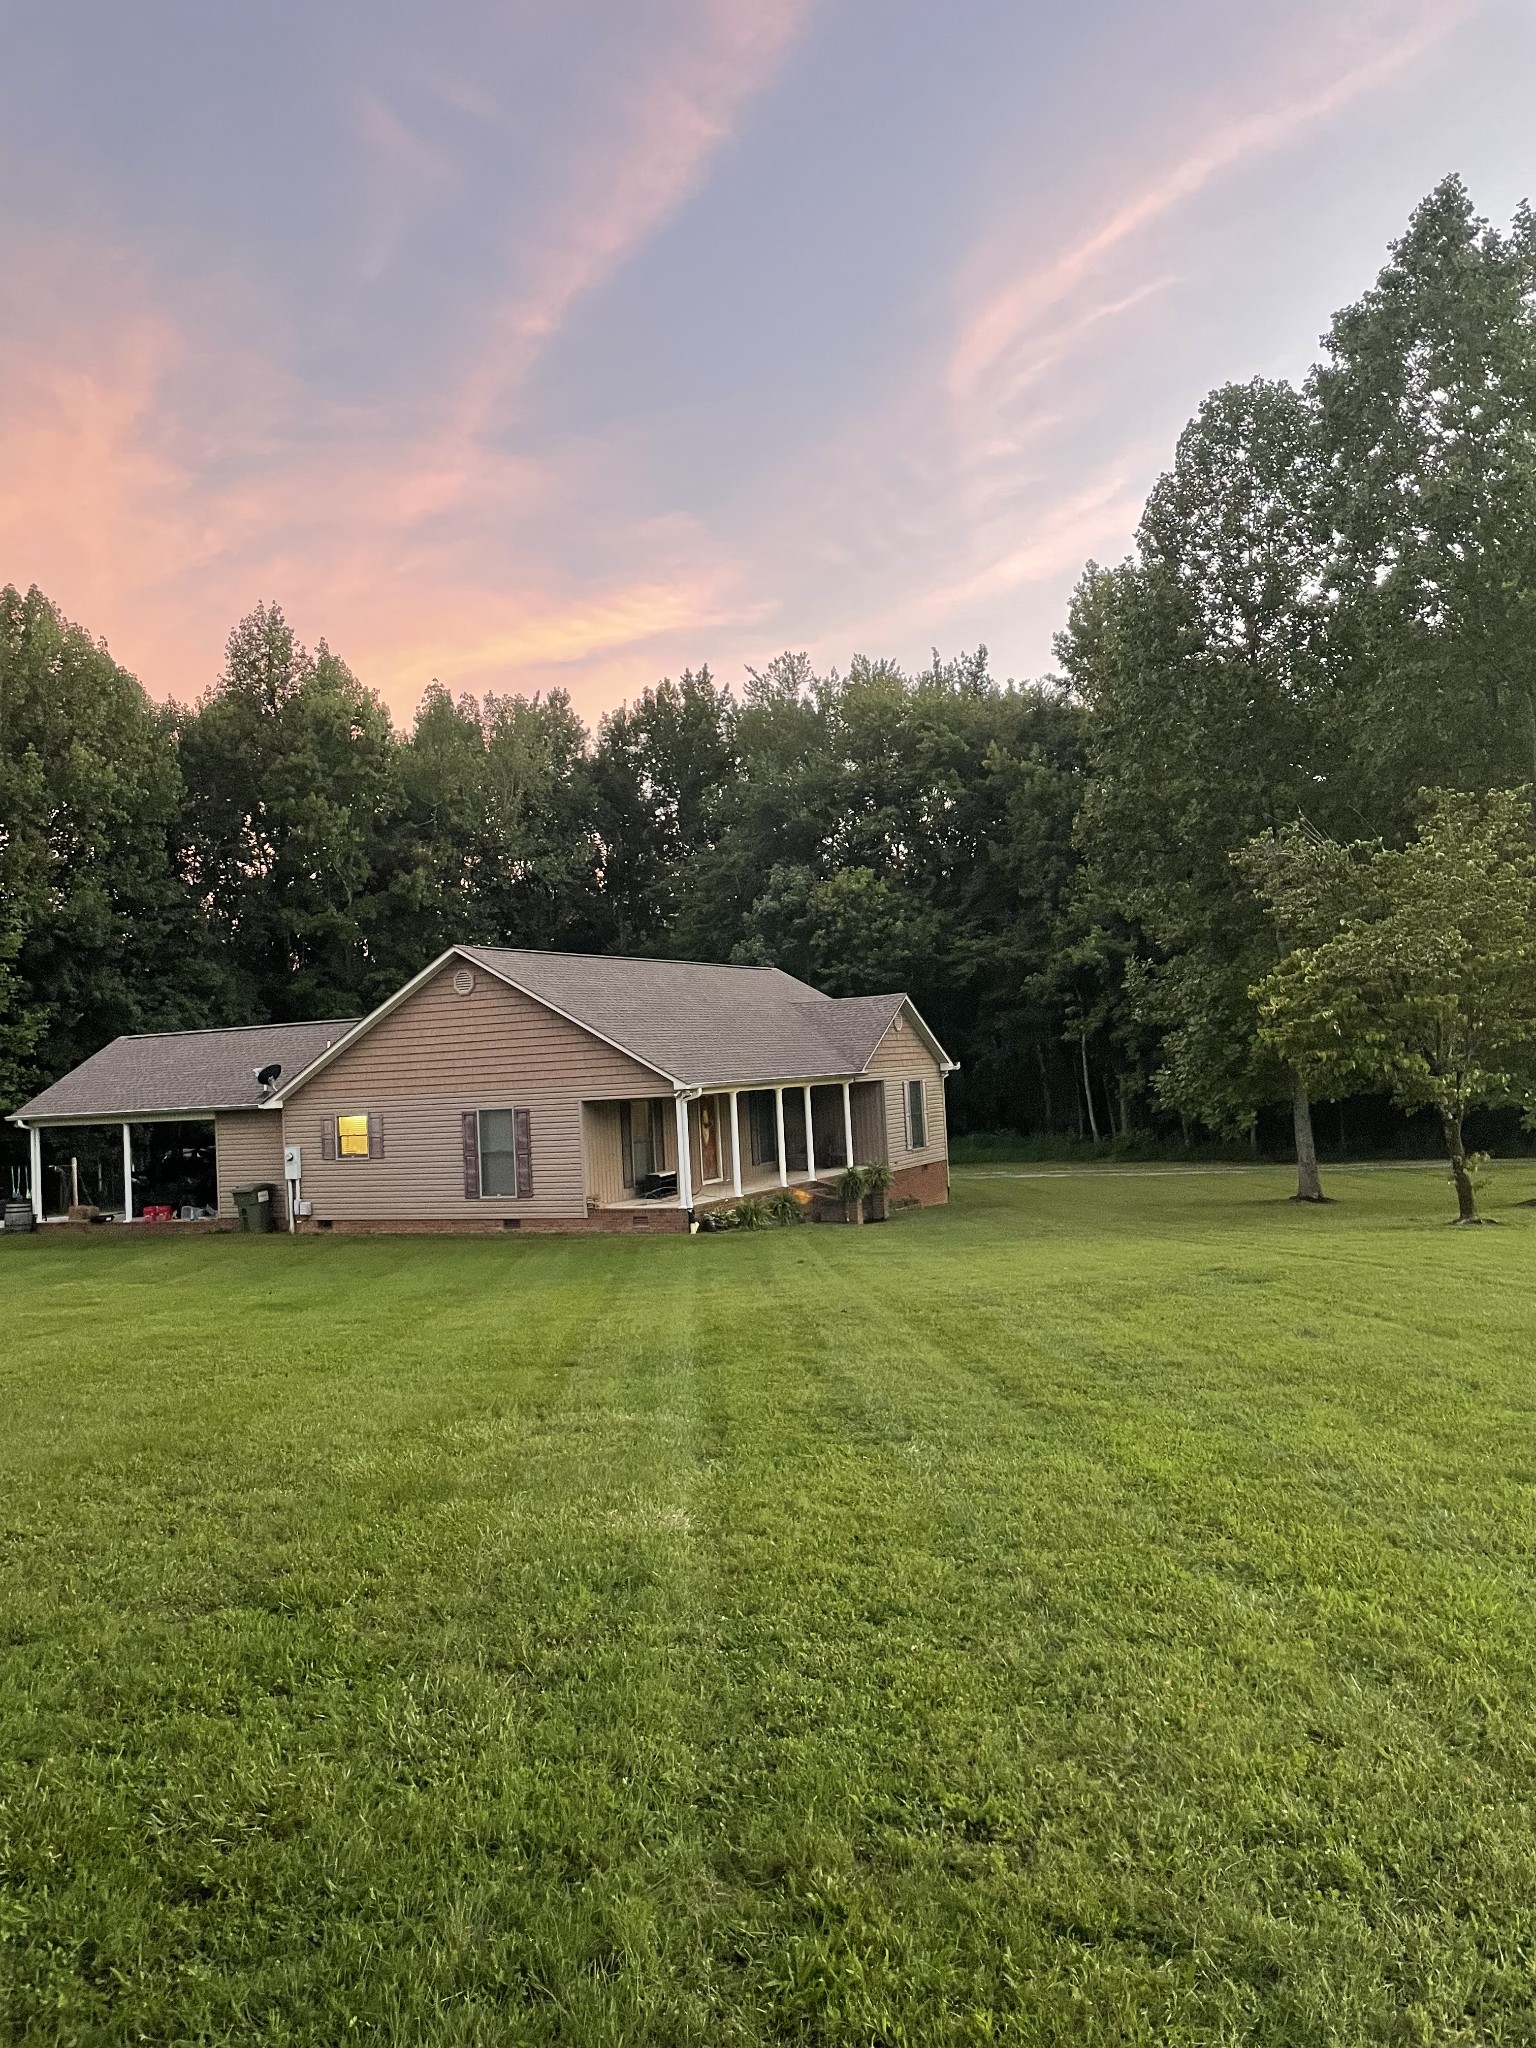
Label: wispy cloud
xmin=447 ymin=0 xmax=815 ymax=441
xmin=949 ymin=0 xmax=1473 ymax=407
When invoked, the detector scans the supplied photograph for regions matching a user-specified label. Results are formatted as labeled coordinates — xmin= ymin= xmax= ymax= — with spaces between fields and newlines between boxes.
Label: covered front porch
xmin=584 ymin=1079 xmax=886 ymax=1216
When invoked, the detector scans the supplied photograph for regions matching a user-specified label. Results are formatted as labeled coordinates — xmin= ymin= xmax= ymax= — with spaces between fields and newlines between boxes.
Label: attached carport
xmin=8 ymin=1016 xmax=357 ymax=1223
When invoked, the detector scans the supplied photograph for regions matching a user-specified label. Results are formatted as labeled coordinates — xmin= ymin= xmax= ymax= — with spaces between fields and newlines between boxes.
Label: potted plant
xmin=861 ymin=1162 xmax=893 ymax=1222
xmin=836 ymin=1164 xmax=868 ymax=1224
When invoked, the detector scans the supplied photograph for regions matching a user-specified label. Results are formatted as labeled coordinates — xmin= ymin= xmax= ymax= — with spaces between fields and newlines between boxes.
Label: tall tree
xmin=1061 ymin=378 xmax=1337 ymax=1193
xmin=1316 ymin=178 xmax=1536 ymax=818
xmin=0 ymin=584 xmax=227 ymax=1109
xmin=177 ymin=604 xmax=404 ymax=1020
xmin=591 ymin=668 xmax=737 ymax=953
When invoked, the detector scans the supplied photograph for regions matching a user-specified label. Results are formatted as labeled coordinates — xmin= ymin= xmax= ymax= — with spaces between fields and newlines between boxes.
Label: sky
xmin=1 ymin=1 xmax=1533 ymax=727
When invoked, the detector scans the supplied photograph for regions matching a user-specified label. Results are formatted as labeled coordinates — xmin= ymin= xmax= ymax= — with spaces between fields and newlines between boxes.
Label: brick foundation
xmin=34 ymin=1165 xmax=948 ymax=1243
xmin=887 ymin=1159 xmax=949 ymax=1210
xmin=300 ymin=1206 xmax=688 ymax=1236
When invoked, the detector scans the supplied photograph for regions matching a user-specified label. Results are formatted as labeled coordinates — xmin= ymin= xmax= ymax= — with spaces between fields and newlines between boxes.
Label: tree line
xmin=4 ymin=176 xmax=1536 ymax=1171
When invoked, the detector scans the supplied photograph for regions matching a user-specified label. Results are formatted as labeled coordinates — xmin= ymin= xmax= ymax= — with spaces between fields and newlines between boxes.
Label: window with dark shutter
xmin=514 ymin=1108 xmax=533 ymax=1198
xmin=462 ymin=1112 xmax=479 ymax=1198
xmin=367 ymin=1114 xmax=384 ymax=1160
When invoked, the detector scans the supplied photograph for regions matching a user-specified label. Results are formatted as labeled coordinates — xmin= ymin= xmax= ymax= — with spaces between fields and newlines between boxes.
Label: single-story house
xmin=9 ymin=947 xmax=956 ymax=1233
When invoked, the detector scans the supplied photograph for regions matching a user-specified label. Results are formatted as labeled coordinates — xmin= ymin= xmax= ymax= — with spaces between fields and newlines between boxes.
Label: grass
xmin=4 ymin=1165 xmax=1536 ymax=2045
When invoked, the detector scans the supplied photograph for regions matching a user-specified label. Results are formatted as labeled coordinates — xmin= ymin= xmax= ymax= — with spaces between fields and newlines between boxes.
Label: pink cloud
xmin=0 ymin=0 xmax=818 ymax=717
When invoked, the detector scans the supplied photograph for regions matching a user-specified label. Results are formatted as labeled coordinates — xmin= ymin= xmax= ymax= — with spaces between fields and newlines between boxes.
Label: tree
xmin=590 ymin=668 xmax=736 ymax=952
xmin=1250 ymin=789 xmax=1536 ymax=1222
xmin=1315 ymin=179 xmax=1536 ymax=820
xmin=0 ymin=584 xmax=229 ymax=1109
xmin=1062 ymin=378 xmax=1337 ymax=1193
xmin=176 ymin=604 xmax=405 ymax=1019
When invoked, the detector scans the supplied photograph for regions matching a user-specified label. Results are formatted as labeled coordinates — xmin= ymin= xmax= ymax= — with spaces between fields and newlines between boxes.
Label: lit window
xmin=478 ymin=1109 xmax=518 ymax=1197
xmin=337 ymin=1114 xmax=371 ymax=1158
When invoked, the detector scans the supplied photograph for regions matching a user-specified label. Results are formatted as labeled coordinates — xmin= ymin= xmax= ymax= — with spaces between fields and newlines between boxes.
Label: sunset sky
xmin=2 ymin=0 xmax=1532 ymax=725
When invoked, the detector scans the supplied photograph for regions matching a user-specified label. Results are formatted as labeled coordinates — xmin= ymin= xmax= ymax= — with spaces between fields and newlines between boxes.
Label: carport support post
xmin=773 ymin=1087 xmax=787 ymax=1187
xmin=121 ymin=1122 xmax=135 ymax=1222
xmin=674 ymin=1094 xmax=694 ymax=1213
xmin=29 ymin=1125 xmax=42 ymax=1223
xmin=729 ymin=1090 xmax=742 ymax=1199
xmin=803 ymin=1084 xmax=816 ymax=1181
xmin=842 ymin=1082 xmax=854 ymax=1169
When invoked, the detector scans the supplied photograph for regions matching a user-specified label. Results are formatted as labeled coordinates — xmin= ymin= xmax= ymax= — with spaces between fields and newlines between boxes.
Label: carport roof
xmin=10 ymin=1018 xmax=359 ymax=1124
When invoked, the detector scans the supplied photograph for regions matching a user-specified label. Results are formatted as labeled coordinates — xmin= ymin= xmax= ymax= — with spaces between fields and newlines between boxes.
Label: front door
xmin=699 ymin=1096 xmax=722 ymax=1182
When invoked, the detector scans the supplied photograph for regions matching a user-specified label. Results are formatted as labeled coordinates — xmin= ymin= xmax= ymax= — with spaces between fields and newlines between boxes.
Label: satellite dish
xmin=255 ymin=1062 xmax=282 ymax=1090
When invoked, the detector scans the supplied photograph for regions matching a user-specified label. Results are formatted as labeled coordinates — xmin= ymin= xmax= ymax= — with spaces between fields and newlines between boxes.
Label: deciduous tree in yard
xmin=1250 ymin=789 xmax=1536 ymax=1223
xmin=1062 ymin=377 xmax=1338 ymax=1192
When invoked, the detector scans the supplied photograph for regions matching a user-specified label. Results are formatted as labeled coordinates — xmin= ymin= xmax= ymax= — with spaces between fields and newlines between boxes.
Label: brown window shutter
xmin=462 ymin=1112 xmax=480 ymax=1199
xmin=321 ymin=1120 xmax=335 ymax=1161
xmin=368 ymin=1114 xmax=384 ymax=1160
xmin=514 ymin=1107 xmax=533 ymax=1199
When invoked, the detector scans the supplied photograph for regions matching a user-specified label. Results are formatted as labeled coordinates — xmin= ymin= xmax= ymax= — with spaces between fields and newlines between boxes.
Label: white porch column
xmin=842 ymin=1082 xmax=854 ymax=1168
xmin=803 ymin=1084 xmax=816 ymax=1182
xmin=773 ymin=1086 xmax=788 ymax=1187
xmin=121 ymin=1122 xmax=135 ymax=1222
xmin=674 ymin=1094 xmax=695 ymax=1211
xmin=29 ymin=1125 xmax=43 ymax=1222
xmin=729 ymin=1090 xmax=742 ymax=1198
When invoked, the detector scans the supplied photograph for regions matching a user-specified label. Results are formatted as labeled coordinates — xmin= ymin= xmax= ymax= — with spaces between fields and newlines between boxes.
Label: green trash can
xmin=232 ymin=1183 xmax=275 ymax=1233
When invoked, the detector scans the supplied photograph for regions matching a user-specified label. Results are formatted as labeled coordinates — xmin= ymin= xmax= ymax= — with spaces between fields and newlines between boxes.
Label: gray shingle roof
xmin=458 ymin=947 xmax=920 ymax=1084
xmin=11 ymin=1019 xmax=359 ymax=1123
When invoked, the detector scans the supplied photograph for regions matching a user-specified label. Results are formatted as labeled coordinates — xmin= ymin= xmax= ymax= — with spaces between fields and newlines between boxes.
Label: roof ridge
xmin=791 ymin=992 xmax=904 ymax=1006
xmin=82 ymin=1017 xmax=361 ymax=1045
xmin=465 ymin=944 xmax=794 ymax=975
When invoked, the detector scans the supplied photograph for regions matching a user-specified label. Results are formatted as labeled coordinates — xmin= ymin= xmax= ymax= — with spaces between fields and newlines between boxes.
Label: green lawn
xmin=5 ymin=1167 xmax=1536 ymax=2045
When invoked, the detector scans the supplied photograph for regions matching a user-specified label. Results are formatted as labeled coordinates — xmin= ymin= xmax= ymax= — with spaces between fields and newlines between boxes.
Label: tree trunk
xmin=1291 ymin=1072 xmax=1325 ymax=1202
xmin=1118 ymin=1074 xmax=1132 ymax=1138
xmin=1440 ymin=1110 xmax=1479 ymax=1223
xmin=1080 ymin=1030 xmax=1101 ymax=1142
xmin=1034 ymin=1041 xmax=1054 ymax=1133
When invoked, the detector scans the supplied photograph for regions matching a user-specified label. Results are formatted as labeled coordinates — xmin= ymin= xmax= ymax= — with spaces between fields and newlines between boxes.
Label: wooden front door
xmin=699 ymin=1096 xmax=722 ymax=1182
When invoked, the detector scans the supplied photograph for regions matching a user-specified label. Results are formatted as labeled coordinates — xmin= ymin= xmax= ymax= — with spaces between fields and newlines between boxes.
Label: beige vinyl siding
xmin=584 ymin=1102 xmax=627 ymax=1205
xmin=865 ymin=1010 xmax=948 ymax=1170
xmin=215 ymin=1111 xmax=288 ymax=1221
xmin=849 ymin=1079 xmax=886 ymax=1165
xmin=289 ymin=966 xmax=667 ymax=1222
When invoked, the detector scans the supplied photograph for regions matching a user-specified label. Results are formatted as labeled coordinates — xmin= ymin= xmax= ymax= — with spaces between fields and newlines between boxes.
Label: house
xmin=9 ymin=947 xmax=956 ymax=1233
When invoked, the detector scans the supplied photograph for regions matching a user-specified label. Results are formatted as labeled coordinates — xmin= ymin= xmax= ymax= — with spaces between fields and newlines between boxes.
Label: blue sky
xmin=1 ymin=0 xmax=1532 ymax=720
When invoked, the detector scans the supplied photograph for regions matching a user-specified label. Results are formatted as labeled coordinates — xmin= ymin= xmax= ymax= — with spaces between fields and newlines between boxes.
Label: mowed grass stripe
xmin=4 ymin=1171 xmax=1536 ymax=2041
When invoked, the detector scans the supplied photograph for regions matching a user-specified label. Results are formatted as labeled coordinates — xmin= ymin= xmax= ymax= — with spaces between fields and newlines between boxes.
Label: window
xmin=333 ymin=1113 xmax=379 ymax=1159
xmin=463 ymin=1106 xmax=532 ymax=1201
xmin=478 ymin=1109 xmax=519 ymax=1198
xmin=906 ymin=1079 xmax=927 ymax=1151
